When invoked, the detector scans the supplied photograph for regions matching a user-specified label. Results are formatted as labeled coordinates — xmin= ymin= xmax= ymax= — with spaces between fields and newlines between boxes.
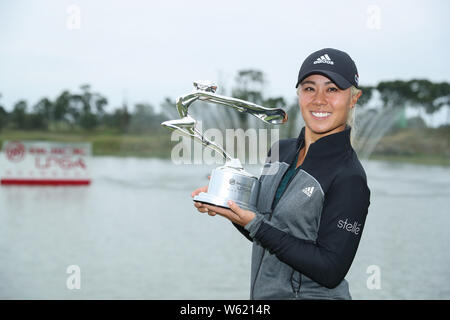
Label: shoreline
xmin=366 ymin=154 xmax=450 ymax=167
xmin=1 ymin=129 xmax=449 ymax=167
xmin=86 ymin=154 xmax=450 ymax=167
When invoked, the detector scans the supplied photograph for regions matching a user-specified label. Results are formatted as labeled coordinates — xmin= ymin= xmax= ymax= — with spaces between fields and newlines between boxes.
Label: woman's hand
xmin=198 ymin=200 xmax=256 ymax=227
xmin=191 ymin=183 xmax=216 ymax=216
xmin=191 ymin=178 xmax=256 ymax=227
xmin=191 ymin=176 xmax=215 ymax=216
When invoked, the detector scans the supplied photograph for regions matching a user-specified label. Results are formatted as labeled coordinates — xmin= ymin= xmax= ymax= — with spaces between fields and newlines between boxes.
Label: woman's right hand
xmin=191 ymin=176 xmax=216 ymax=216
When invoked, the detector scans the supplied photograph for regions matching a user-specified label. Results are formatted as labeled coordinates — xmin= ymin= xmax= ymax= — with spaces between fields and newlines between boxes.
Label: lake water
xmin=0 ymin=157 xmax=449 ymax=299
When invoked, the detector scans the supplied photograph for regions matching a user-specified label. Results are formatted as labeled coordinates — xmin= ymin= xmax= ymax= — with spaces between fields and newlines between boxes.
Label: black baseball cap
xmin=295 ymin=48 xmax=359 ymax=90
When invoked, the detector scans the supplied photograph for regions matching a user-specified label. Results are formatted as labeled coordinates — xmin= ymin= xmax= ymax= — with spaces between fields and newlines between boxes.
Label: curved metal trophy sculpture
xmin=161 ymin=81 xmax=288 ymax=212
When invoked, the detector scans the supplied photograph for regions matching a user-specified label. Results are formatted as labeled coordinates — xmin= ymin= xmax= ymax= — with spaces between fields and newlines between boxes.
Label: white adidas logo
xmin=313 ymin=54 xmax=334 ymax=65
xmin=302 ymin=186 xmax=315 ymax=197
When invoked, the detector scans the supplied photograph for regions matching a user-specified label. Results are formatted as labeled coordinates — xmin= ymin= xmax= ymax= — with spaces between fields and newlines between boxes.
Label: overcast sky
xmin=0 ymin=0 xmax=449 ymax=112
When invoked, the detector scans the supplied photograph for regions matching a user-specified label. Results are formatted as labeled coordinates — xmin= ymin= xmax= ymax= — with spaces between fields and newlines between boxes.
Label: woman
xmin=191 ymin=48 xmax=370 ymax=300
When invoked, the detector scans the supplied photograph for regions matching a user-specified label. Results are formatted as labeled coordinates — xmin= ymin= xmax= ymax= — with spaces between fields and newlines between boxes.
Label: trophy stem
xmin=224 ymin=158 xmax=243 ymax=170
xmin=193 ymin=127 xmax=232 ymax=161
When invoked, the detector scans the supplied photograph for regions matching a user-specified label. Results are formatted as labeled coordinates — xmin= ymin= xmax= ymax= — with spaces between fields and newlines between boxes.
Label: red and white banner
xmin=1 ymin=141 xmax=92 ymax=185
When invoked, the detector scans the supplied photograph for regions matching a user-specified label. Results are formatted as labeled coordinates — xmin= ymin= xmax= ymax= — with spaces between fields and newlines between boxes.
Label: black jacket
xmin=234 ymin=126 xmax=371 ymax=299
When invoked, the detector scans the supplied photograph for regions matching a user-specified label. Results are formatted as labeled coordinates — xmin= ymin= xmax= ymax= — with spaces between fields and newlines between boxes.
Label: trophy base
xmin=193 ymin=192 xmax=258 ymax=213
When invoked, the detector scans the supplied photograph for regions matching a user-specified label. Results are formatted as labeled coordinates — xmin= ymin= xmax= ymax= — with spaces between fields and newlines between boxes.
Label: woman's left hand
xmin=196 ymin=200 xmax=256 ymax=227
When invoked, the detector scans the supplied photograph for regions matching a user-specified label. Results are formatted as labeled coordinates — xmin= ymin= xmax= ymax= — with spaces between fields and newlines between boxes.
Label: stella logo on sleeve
xmin=337 ymin=218 xmax=361 ymax=235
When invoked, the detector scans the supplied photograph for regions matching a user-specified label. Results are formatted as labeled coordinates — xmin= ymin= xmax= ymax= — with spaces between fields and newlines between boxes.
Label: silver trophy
xmin=161 ymin=81 xmax=288 ymax=212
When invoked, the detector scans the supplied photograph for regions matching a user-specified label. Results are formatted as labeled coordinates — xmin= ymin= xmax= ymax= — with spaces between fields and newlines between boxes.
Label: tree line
xmin=0 ymin=70 xmax=449 ymax=133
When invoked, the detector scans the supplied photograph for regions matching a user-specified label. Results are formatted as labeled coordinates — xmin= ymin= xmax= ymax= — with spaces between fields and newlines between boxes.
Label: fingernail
xmin=228 ymin=200 xmax=233 ymax=206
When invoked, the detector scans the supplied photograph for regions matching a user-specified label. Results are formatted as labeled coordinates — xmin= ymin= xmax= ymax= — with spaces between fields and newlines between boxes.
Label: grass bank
xmin=368 ymin=154 xmax=450 ymax=166
xmin=0 ymin=129 xmax=173 ymax=158
xmin=368 ymin=127 xmax=450 ymax=166
xmin=1 ymin=127 xmax=449 ymax=166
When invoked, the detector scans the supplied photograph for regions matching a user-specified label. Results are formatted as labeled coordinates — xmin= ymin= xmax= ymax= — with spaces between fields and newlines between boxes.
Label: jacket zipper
xmin=250 ymin=211 xmax=274 ymax=300
xmin=271 ymin=142 xmax=303 ymax=211
xmin=271 ymin=165 xmax=301 ymax=211
xmin=251 ymin=145 xmax=304 ymax=299
xmin=291 ymin=270 xmax=302 ymax=299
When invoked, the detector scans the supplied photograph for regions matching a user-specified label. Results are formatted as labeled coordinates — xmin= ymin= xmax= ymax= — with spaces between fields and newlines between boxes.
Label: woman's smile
xmin=311 ymin=111 xmax=332 ymax=119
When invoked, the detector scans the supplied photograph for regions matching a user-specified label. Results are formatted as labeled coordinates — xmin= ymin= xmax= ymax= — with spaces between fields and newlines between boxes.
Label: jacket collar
xmin=295 ymin=125 xmax=352 ymax=160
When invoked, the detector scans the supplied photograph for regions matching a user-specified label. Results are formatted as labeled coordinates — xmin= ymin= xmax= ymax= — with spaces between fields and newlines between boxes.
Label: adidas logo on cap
xmin=313 ymin=54 xmax=334 ymax=65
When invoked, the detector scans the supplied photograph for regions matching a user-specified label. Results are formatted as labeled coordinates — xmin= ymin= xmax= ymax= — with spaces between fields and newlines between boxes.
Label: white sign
xmin=0 ymin=141 xmax=92 ymax=185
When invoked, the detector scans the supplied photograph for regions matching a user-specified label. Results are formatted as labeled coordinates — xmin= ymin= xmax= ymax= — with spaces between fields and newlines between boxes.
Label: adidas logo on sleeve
xmin=313 ymin=54 xmax=334 ymax=65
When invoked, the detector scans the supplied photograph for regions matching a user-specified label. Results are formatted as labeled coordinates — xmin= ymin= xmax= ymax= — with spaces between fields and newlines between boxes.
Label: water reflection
xmin=0 ymin=157 xmax=448 ymax=299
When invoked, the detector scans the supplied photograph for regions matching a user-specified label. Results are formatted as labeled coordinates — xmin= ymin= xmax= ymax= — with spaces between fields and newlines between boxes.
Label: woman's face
xmin=298 ymin=74 xmax=358 ymax=139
